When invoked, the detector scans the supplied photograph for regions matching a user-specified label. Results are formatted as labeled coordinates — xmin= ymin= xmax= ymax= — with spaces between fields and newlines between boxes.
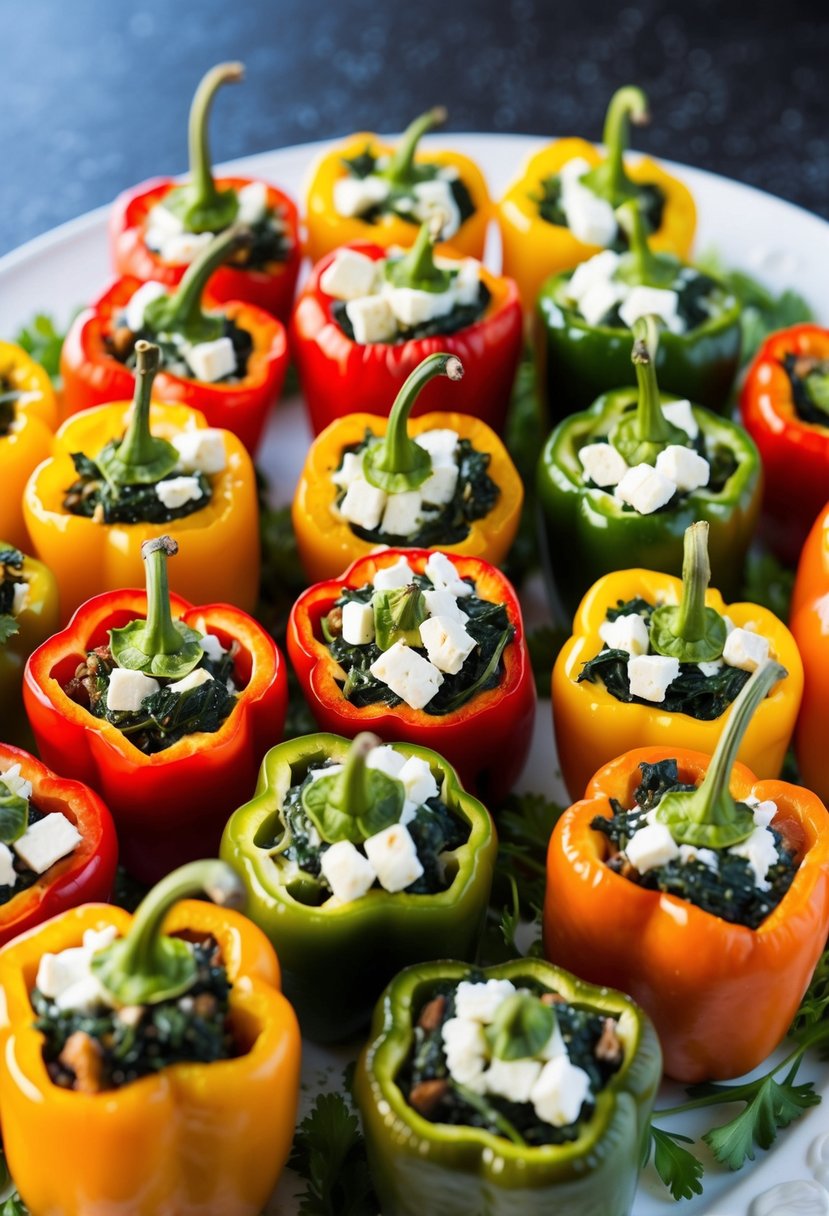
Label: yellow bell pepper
xmin=552 ymin=561 xmax=803 ymax=801
xmin=498 ymin=87 xmax=696 ymax=310
xmin=0 ymin=545 xmax=60 ymax=747
xmin=0 ymin=340 xmax=58 ymax=550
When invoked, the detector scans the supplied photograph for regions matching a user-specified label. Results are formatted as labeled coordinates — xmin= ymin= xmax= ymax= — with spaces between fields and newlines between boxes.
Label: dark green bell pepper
xmin=354 ymin=958 xmax=662 ymax=1216
xmin=220 ymin=732 xmax=497 ymax=1042
xmin=537 ymin=318 xmax=761 ymax=621
xmin=535 ymin=200 xmax=742 ymax=421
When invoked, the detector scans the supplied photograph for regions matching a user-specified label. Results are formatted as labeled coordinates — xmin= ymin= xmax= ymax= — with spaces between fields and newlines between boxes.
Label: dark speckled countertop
xmin=1 ymin=0 xmax=827 ymax=256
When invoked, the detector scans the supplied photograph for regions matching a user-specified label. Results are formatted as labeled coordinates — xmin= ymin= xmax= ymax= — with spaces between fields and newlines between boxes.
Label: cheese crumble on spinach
xmin=339 ymin=147 xmax=476 ymax=229
xmin=63 ymin=451 xmax=213 ymax=525
xmin=783 ymin=353 xmax=829 ymax=427
xmin=534 ymin=173 xmax=665 ymax=239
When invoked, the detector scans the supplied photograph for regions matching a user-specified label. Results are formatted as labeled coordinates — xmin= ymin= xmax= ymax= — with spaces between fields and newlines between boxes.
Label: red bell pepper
xmin=287 ymin=548 xmax=536 ymax=803
xmin=740 ymin=324 xmax=829 ymax=564
xmin=23 ymin=559 xmax=288 ymax=885
xmin=0 ymin=743 xmax=117 ymax=948
xmin=290 ymin=239 xmax=523 ymax=436
xmin=108 ymin=63 xmax=301 ymax=322
xmin=61 ymin=227 xmax=289 ymax=455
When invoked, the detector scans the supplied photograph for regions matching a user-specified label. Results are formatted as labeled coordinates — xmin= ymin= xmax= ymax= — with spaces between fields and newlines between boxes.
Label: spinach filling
xmin=63 ymin=450 xmax=212 ymax=525
xmin=0 ymin=548 xmax=25 ymax=643
xmin=577 ymin=597 xmax=750 ymax=719
xmin=533 ymin=174 xmax=665 ymax=238
xmin=0 ymin=804 xmax=45 ymax=907
xmin=591 ymin=759 xmax=799 ymax=929
xmin=783 ymin=353 xmax=829 ymax=427
xmin=336 ymin=431 xmax=499 ymax=548
xmin=340 ymin=147 xmax=476 ymax=227
xmin=32 ymin=938 xmax=236 ymax=1091
xmin=578 ymin=425 xmax=738 ymax=507
xmin=63 ymin=644 xmax=238 ymax=755
xmin=331 ymin=281 xmax=491 ymax=345
xmin=324 ymin=576 xmax=514 ymax=715
xmin=400 ymin=973 xmax=622 ymax=1146
xmin=558 ymin=267 xmax=733 ymax=333
xmin=106 ymin=312 xmax=253 ymax=382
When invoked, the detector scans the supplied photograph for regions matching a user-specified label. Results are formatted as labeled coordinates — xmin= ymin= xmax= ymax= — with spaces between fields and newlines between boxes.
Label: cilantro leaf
xmin=646 ymin=1126 xmax=705 ymax=1201
xmin=289 ymin=1092 xmax=377 ymax=1216
xmin=0 ymin=616 xmax=19 ymax=646
xmin=702 ymin=1065 xmax=819 ymax=1170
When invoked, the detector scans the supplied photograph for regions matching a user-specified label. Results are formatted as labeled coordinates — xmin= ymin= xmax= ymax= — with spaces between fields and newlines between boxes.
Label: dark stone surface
xmin=2 ymin=0 xmax=827 ymax=255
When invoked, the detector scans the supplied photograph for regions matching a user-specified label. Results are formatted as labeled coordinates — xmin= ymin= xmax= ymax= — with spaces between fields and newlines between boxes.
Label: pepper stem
xmin=649 ymin=523 xmax=727 ymax=662
xmin=328 ymin=733 xmax=377 ymax=818
xmin=189 ymin=63 xmax=244 ymax=209
xmin=97 ymin=342 xmax=179 ymax=487
xmin=109 ymin=536 xmax=204 ymax=677
xmin=632 ymin=316 xmax=670 ymax=442
xmin=383 ymin=220 xmax=455 ymax=292
xmin=363 ymin=353 xmax=464 ymax=493
xmin=583 ymin=86 xmax=649 ymax=204
xmin=301 ymin=732 xmax=405 ymax=844
xmin=91 ymin=859 xmax=246 ymax=1006
xmin=384 ymin=107 xmax=447 ymax=185
xmin=616 ymin=199 xmax=677 ymax=288
xmin=143 ymin=225 xmax=250 ymax=341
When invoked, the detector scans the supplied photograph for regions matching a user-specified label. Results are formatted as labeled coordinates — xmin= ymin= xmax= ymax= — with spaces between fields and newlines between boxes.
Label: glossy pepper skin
xmin=24 ymin=400 xmax=259 ymax=623
xmin=0 ymin=898 xmax=301 ymax=1216
xmin=544 ymin=746 xmax=829 ymax=1082
xmin=0 ymin=341 xmax=58 ymax=550
xmin=23 ymin=589 xmax=287 ymax=883
xmin=287 ymin=549 xmax=535 ymax=803
xmin=221 ymin=732 xmax=497 ymax=1042
xmin=791 ymin=502 xmax=829 ymax=805
xmin=291 ymin=241 xmax=523 ymax=436
xmin=354 ymin=958 xmax=662 ymax=1216
xmin=740 ymin=324 xmax=829 ymax=564
xmin=0 ymin=546 xmax=60 ymax=747
xmin=0 ymin=744 xmax=117 ymax=948
xmin=60 ymin=274 xmax=289 ymax=454
xmin=553 ymin=565 xmax=803 ymax=800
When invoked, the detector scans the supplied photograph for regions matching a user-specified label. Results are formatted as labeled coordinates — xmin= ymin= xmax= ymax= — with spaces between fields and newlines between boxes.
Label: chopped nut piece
xmin=540 ymin=992 xmax=566 ymax=1006
xmin=326 ymin=607 xmax=344 ymax=638
xmin=595 ymin=1018 xmax=623 ymax=1064
xmin=59 ymin=1031 xmax=104 ymax=1093
xmin=409 ymin=1079 xmax=449 ymax=1117
xmin=417 ymin=995 xmax=447 ymax=1032
xmin=193 ymin=993 xmax=218 ymax=1018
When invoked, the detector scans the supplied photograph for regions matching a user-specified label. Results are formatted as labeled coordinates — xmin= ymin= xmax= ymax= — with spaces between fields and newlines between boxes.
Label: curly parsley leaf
xmin=0 ymin=616 xmax=19 ymax=646
xmin=644 ymin=1126 xmax=705 ymax=1201
xmin=289 ymin=1092 xmax=377 ymax=1216
xmin=13 ymin=312 xmax=76 ymax=385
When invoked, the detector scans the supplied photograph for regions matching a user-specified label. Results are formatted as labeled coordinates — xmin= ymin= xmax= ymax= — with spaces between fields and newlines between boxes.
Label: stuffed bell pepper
xmin=553 ymin=521 xmax=803 ymax=798
xmin=25 ymin=340 xmax=260 ymax=622
xmin=0 ymin=859 xmax=301 ymax=1216
xmin=24 ymin=536 xmax=287 ymax=883
xmin=741 ymin=323 xmax=829 ymax=564
xmin=0 ymin=543 xmax=60 ymax=746
xmin=109 ymin=62 xmax=301 ymax=321
xmin=791 ymin=502 xmax=829 ymax=806
xmin=544 ymin=661 xmax=829 ymax=1082
xmin=0 ymin=340 xmax=58 ymax=550
xmin=304 ymin=107 xmax=491 ymax=263
xmin=537 ymin=317 xmax=761 ymax=617
xmin=291 ymin=223 xmax=523 ymax=435
xmin=62 ymin=225 xmax=289 ymax=454
xmin=287 ymin=547 xmax=535 ymax=802
xmin=499 ymin=86 xmax=696 ymax=310
xmin=221 ymin=731 xmax=497 ymax=1042
xmin=355 ymin=958 xmax=661 ymax=1216
xmin=0 ymin=743 xmax=117 ymax=948
xmin=536 ymin=200 xmax=741 ymax=418
xmin=292 ymin=352 xmax=523 ymax=583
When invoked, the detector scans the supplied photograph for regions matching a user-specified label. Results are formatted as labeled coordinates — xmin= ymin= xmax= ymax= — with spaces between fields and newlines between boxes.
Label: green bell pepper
xmin=354 ymin=958 xmax=662 ymax=1216
xmin=220 ymin=732 xmax=497 ymax=1042
xmin=537 ymin=318 xmax=761 ymax=621
xmin=535 ymin=200 xmax=742 ymax=421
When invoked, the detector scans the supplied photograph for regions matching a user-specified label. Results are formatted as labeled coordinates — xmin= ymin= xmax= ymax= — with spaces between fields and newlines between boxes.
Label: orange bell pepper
xmin=791 ymin=501 xmax=829 ymax=805
xmin=544 ymin=664 xmax=829 ymax=1082
xmin=0 ymin=861 xmax=301 ymax=1216
xmin=498 ymin=87 xmax=696 ymax=310
xmin=0 ymin=340 xmax=58 ymax=550
xmin=304 ymin=108 xmax=491 ymax=264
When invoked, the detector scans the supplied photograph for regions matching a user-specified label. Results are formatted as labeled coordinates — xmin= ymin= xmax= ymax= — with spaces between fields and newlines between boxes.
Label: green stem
xmin=384 ymin=107 xmax=447 ymax=185
xmin=141 ymin=537 xmax=187 ymax=656
xmin=327 ymin=732 xmax=378 ymax=819
xmin=97 ymin=342 xmax=178 ymax=487
xmin=363 ymin=353 xmax=464 ymax=492
xmin=384 ymin=220 xmax=454 ymax=291
xmin=675 ymin=523 xmax=711 ymax=641
xmin=109 ymin=535 xmax=204 ymax=677
xmin=143 ymin=225 xmax=248 ymax=338
xmin=655 ymin=1047 xmax=806 ymax=1118
xmin=616 ymin=199 xmax=677 ymax=288
xmin=632 ymin=316 xmax=671 ymax=443
xmin=301 ymin=732 xmax=404 ymax=844
xmin=583 ymin=86 xmax=649 ymax=204
xmin=189 ymin=62 xmax=244 ymax=208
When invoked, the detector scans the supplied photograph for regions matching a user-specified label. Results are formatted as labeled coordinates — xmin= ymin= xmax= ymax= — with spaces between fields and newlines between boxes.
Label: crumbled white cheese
xmin=627 ymin=654 xmax=680 ymax=702
xmin=579 ymin=279 xmax=625 ymax=326
xmin=12 ymin=813 xmax=82 ymax=875
xmin=320 ymin=840 xmax=377 ymax=904
xmin=172 ymin=429 xmax=227 ymax=475
xmin=423 ymin=588 xmax=467 ymax=623
xmin=167 ymin=667 xmax=213 ymax=695
xmin=236 ymin=181 xmax=269 ymax=225
xmin=363 ymin=822 xmax=424 ymax=892
xmin=419 ymin=614 xmax=477 ymax=675
xmin=35 ymin=925 xmax=119 ymax=1014
xmin=420 ymin=464 xmax=459 ymax=506
xmin=454 ymin=979 xmax=517 ymax=1023
xmin=339 ymin=477 xmax=387 ymax=530
xmin=661 ymin=399 xmax=699 ymax=440
xmin=411 ymin=178 xmax=462 ymax=238
xmin=158 ymin=230 xmax=214 ymax=265
xmin=125 ymin=280 xmax=168 ymax=333
xmin=441 ymin=1016 xmax=488 ymax=1091
xmin=384 ymin=284 xmax=457 ymax=328
xmin=414 ymin=429 xmax=459 ymax=467
xmin=380 ymin=489 xmax=423 ymax=537
xmin=332 ymin=451 xmax=364 ymax=490
xmin=156 ymin=476 xmax=204 ymax=510
xmin=530 ymin=1055 xmax=592 ymax=1127
xmin=0 ymin=843 xmax=16 ymax=887
xmin=397 ymin=756 xmax=439 ymax=807
xmin=615 ymin=463 xmax=677 ymax=514
xmin=619 ymin=286 xmax=684 ymax=334
xmin=579 ymin=443 xmax=629 ymax=488
xmin=320 ymin=248 xmax=380 ymax=300
xmin=599 ymin=612 xmax=649 ymax=656
xmin=749 ymin=799 xmax=778 ymax=829
xmin=722 ymin=627 xmax=771 ymax=672
xmin=558 ymin=159 xmax=617 ymax=247
xmin=145 ymin=203 xmax=184 ymax=239
xmin=199 ymin=633 xmax=226 ymax=663
xmin=485 ymin=1057 xmax=542 ymax=1104
xmin=698 ymin=659 xmax=723 ymax=678
xmin=425 ymin=552 xmax=472 ymax=597
xmin=11 ymin=582 xmax=29 ymax=616
xmin=654 ymin=445 xmax=710 ymax=493
xmin=345 ymin=294 xmax=397 ymax=345
xmin=1 ymin=764 xmax=32 ymax=801
xmin=106 ymin=668 xmax=161 ymax=713
xmin=342 ymin=600 xmax=375 ymax=646
xmin=333 ymin=174 xmax=390 ymax=218
xmin=728 ymin=825 xmax=779 ymax=891
xmin=625 ymin=822 xmax=681 ymax=872
xmin=373 ymin=556 xmax=415 ymax=590
xmin=369 ymin=640 xmax=443 ymax=709
xmin=454 ymin=258 xmax=481 ymax=306
xmin=678 ymin=844 xmax=720 ymax=870
xmin=567 ymin=250 xmax=622 ymax=303
xmin=365 ymin=745 xmax=406 ymax=779
xmin=186 ymin=336 xmax=237 ymax=383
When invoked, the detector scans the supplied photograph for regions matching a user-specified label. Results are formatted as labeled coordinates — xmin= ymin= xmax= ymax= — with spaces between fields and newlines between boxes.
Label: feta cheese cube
xmin=199 ymin=633 xmax=226 ymax=663
xmin=655 ymin=445 xmax=710 ymax=492
xmin=453 ymin=258 xmax=481 ymax=306
xmin=531 ymin=1056 xmax=592 ymax=1127
xmin=397 ymin=756 xmax=439 ymax=807
xmin=728 ymin=825 xmax=779 ymax=891
xmin=415 ymin=429 xmax=459 ymax=467
xmin=441 ymin=1016 xmax=488 ymax=1091
xmin=578 ymin=442 xmax=629 ymax=488
xmin=425 ymin=551 xmax=472 ymax=597
xmin=167 ymin=667 xmax=213 ymax=694
xmin=172 ymin=428 xmax=227 ymax=475
xmin=339 ymin=477 xmax=387 ymax=530
xmin=145 ymin=203 xmax=184 ymax=238
xmin=156 ymin=475 xmax=204 ymax=510
xmin=319 ymin=248 xmax=379 ymax=300
xmin=36 ymin=946 xmax=90 ymax=999
xmin=106 ymin=668 xmax=160 ymax=713
xmin=0 ymin=843 xmax=16 ymax=887
xmin=345 ymin=293 xmax=397 ymax=345
xmin=423 ymin=588 xmax=467 ymax=622
xmin=578 ymin=279 xmax=625 ymax=327
xmin=419 ymin=614 xmax=477 ymax=675
xmin=332 ymin=451 xmax=364 ymax=490
xmin=365 ymin=745 xmax=406 ymax=779
xmin=55 ymin=975 xmax=110 ymax=1014
xmin=561 ymin=178 xmax=618 ymax=247
xmin=625 ymin=822 xmax=680 ymax=872
xmin=722 ymin=627 xmax=771 ymax=672
xmin=11 ymin=581 xmax=29 ymax=616
xmin=559 ymin=157 xmax=593 ymax=186
xmin=1 ymin=764 xmax=32 ymax=801
xmin=615 ymin=463 xmax=677 ymax=515
xmin=567 ymin=250 xmax=621 ymax=303
xmin=485 ymin=1057 xmax=543 ymax=1103
xmin=160 ymin=230 xmax=214 ymax=265
xmin=308 ymin=763 xmax=344 ymax=782
xmin=411 ymin=178 xmax=462 ymax=238
xmin=750 ymin=799 xmax=778 ymax=829
xmin=369 ymin=640 xmax=443 ymax=710
xmin=12 ymin=813 xmax=82 ymax=875
xmin=333 ymin=174 xmax=390 ymax=218
xmin=372 ymin=556 xmax=414 ymax=590
xmin=599 ymin=612 xmax=649 ymax=656
xmin=678 ymin=844 xmax=719 ymax=870
xmin=661 ymin=399 xmax=699 ymax=440
xmin=84 ymin=925 xmax=118 ymax=953
xmin=419 ymin=463 xmax=459 ymax=507
xmin=363 ymin=822 xmax=424 ymax=892
xmin=385 ymin=285 xmax=456 ymax=328
xmin=454 ymin=979 xmax=517 ymax=1023
xmin=342 ymin=599 xmax=375 ymax=645
xmin=619 ymin=286 xmax=683 ymax=334
xmin=320 ymin=840 xmax=377 ymax=904
xmin=186 ymin=336 xmax=237 ymax=383
xmin=627 ymin=654 xmax=680 ymax=702
xmin=380 ymin=489 xmax=423 ymax=537
xmin=539 ymin=1020 xmax=567 ymax=1061
xmin=125 ymin=280 xmax=168 ymax=333
xmin=236 ymin=180 xmax=269 ymax=225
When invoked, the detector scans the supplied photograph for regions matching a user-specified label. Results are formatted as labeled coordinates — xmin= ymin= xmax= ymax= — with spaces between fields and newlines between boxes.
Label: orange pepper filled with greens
xmin=0 ymin=340 xmax=58 ymax=551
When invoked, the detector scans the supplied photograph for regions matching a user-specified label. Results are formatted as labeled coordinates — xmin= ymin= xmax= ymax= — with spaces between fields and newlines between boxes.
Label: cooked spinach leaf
xmin=578 ymin=645 xmax=750 ymax=720
xmin=339 ymin=148 xmax=475 ymax=228
xmin=63 ymin=450 xmax=211 ymax=525
xmin=533 ymin=174 xmax=664 ymax=239
xmin=332 ymin=282 xmax=490 ymax=344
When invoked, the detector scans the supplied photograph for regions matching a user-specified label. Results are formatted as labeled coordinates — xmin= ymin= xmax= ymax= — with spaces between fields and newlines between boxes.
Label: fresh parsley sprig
xmin=289 ymin=1090 xmax=377 ymax=1216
